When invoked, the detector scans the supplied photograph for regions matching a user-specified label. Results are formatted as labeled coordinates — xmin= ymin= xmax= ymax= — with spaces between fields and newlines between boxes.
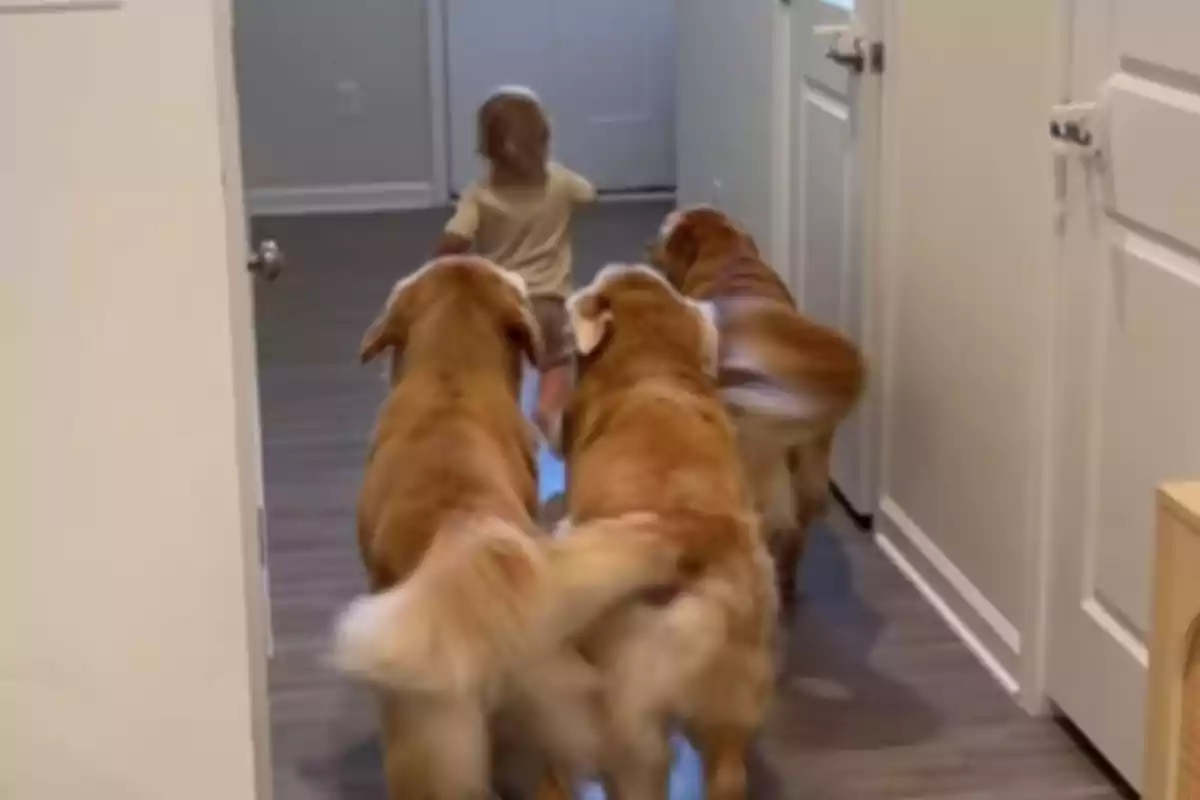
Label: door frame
xmin=853 ymin=0 xmax=885 ymax=526
xmin=214 ymin=0 xmax=275 ymax=793
xmin=1017 ymin=0 xmax=1078 ymax=717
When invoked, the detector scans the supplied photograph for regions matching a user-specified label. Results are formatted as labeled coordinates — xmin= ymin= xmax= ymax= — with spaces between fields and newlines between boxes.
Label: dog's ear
xmin=487 ymin=270 xmax=544 ymax=367
xmin=663 ymin=215 xmax=701 ymax=270
xmin=566 ymin=287 xmax=613 ymax=356
xmin=645 ymin=237 xmax=668 ymax=270
xmin=359 ymin=277 xmax=417 ymax=364
xmin=656 ymin=215 xmax=701 ymax=288
xmin=506 ymin=297 xmax=545 ymax=367
xmin=688 ymin=299 xmax=720 ymax=377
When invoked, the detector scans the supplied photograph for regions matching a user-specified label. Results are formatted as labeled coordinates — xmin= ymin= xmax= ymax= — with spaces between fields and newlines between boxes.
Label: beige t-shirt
xmin=445 ymin=162 xmax=596 ymax=298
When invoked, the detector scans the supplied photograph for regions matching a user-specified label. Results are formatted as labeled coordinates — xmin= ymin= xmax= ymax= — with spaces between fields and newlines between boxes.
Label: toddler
xmin=436 ymin=85 xmax=596 ymax=443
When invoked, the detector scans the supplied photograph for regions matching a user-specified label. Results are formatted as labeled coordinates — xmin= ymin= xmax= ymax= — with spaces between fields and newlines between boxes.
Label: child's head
xmin=477 ymin=86 xmax=550 ymax=187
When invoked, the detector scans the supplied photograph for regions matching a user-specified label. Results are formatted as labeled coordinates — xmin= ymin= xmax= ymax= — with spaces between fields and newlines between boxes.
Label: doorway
xmin=4 ymin=0 xmax=1149 ymax=797
xmin=231 ymin=1 xmax=683 ymax=795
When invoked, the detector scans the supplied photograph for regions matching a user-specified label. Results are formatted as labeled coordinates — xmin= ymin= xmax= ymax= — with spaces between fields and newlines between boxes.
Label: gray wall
xmin=234 ymin=0 xmax=435 ymax=190
xmin=676 ymin=0 xmax=776 ymax=248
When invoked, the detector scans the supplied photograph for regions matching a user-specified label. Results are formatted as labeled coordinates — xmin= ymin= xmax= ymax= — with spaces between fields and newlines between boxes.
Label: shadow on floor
xmin=773 ymin=528 xmax=941 ymax=754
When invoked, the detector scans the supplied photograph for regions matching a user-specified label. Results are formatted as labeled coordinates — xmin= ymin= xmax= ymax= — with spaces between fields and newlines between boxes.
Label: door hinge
xmin=256 ymin=505 xmax=275 ymax=659
xmin=868 ymin=41 xmax=884 ymax=74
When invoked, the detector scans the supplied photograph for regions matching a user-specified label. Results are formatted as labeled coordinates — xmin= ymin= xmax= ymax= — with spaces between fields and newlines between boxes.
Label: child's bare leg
xmin=531 ymin=296 xmax=571 ymax=450
xmin=534 ymin=364 xmax=570 ymax=448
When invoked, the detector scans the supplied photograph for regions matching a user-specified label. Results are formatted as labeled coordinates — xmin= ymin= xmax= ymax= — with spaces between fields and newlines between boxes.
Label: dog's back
xmin=651 ymin=205 xmax=865 ymax=429
xmin=357 ymin=367 xmax=536 ymax=591
xmin=651 ymin=206 xmax=867 ymax=610
xmin=562 ymin=265 xmax=777 ymax=799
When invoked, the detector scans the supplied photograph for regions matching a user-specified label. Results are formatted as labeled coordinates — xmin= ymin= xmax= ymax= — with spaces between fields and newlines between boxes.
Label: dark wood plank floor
xmin=252 ymin=203 xmax=1130 ymax=799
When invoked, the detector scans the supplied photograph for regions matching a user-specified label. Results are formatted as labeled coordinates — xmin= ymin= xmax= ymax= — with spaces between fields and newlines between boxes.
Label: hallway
xmin=254 ymin=203 xmax=1129 ymax=799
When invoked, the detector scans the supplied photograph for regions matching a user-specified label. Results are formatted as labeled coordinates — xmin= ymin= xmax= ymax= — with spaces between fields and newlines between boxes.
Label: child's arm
xmin=436 ymin=189 xmax=480 ymax=256
xmin=435 ymin=232 xmax=472 ymax=256
xmin=562 ymin=167 xmax=597 ymax=205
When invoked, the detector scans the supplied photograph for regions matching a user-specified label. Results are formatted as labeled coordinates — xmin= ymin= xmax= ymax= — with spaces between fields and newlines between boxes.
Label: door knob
xmin=822 ymin=29 xmax=865 ymax=74
xmin=825 ymin=46 xmax=865 ymax=73
xmin=248 ymin=239 xmax=285 ymax=281
xmin=816 ymin=23 xmax=881 ymax=75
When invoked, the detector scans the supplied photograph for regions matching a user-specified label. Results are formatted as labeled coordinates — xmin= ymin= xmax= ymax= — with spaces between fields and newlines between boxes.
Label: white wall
xmin=0 ymin=3 xmax=267 ymax=797
xmin=676 ymin=0 xmax=778 ymax=249
xmin=875 ymin=0 xmax=1060 ymax=702
xmin=234 ymin=0 xmax=436 ymax=207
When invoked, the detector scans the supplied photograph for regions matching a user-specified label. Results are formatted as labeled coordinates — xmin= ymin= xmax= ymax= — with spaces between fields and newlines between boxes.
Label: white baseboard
xmin=596 ymin=189 xmax=676 ymax=204
xmin=875 ymin=496 xmax=1022 ymax=695
xmin=247 ymin=181 xmax=438 ymax=217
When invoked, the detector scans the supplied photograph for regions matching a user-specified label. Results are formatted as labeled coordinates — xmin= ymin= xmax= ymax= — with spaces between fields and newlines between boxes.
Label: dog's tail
xmin=717 ymin=297 xmax=866 ymax=435
xmin=594 ymin=511 xmax=775 ymax=735
xmin=332 ymin=512 xmax=684 ymax=697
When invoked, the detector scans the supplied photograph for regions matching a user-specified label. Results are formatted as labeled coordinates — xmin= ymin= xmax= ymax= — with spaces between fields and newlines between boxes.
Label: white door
xmin=787 ymin=0 xmax=882 ymax=517
xmin=445 ymin=0 xmax=676 ymax=194
xmin=873 ymin=0 xmax=1059 ymax=704
xmin=1 ymin=2 xmax=271 ymax=797
xmin=1048 ymin=0 xmax=1200 ymax=789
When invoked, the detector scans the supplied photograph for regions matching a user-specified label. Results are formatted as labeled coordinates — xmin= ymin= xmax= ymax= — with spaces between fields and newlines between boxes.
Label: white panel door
xmin=446 ymin=0 xmax=676 ymax=194
xmin=1048 ymin=0 xmax=1200 ymax=789
xmin=873 ymin=0 xmax=1059 ymax=702
xmin=788 ymin=0 xmax=881 ymax=516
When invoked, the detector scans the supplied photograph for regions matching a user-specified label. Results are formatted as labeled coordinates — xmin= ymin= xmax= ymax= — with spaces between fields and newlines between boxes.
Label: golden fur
xmin=561 ymin=264 xmax=777 ymax=800
xmin=649 ymin=205 xmax=866 ymax=609
xmin=333 ymin=256 xmax=691 ymax=798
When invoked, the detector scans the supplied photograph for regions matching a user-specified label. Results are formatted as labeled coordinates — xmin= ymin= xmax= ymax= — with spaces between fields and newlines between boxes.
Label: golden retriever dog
xmin=560 ymin=264 xmax=777 ymax=800
xmin=332 ymin=255 xmax=692 ymax=799
xmin=648 ymin=205 xmax=866 ymax=609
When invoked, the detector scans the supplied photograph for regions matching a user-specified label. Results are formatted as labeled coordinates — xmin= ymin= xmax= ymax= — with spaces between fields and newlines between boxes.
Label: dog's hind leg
xmin=790 ymin=432 xmax=833 ymax=528
xmin=384 ymin=696 xmax=489 ymax=800
xmin=603 ymin=751 xmax=670 ymax=800
xmin=771 ymin=527 xmax=804 ymax=614
xmin=780 ymin=432 xmax=834 ymax=606
xmin=599 ymin=641 xmax=673 ymax=800
xmin=694 ymin=725 xmax=751 ymax=800
xmin=752 ymin=449 xmax=800 ymax=612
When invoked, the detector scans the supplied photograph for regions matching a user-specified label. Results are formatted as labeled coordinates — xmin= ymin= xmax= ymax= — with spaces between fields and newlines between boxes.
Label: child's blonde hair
xmin=477 ymin=86 xmax=550 ymax=188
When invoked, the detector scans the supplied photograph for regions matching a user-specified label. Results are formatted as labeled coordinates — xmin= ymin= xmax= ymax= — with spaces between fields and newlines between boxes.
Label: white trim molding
xmin=596 ymin=190 xmax=676 ymax=204
xmin=247 ymin=182 xmax=439 ymax=217
xmin=875 ymin=496 xmax=1022 ymax=695
xmin=0 ymin=0 xmax=119 ymax=11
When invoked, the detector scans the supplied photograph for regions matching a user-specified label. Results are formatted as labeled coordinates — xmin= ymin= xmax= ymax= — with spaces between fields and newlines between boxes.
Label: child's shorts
xmin=531 ymin=295 xmax=571 ymax=370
